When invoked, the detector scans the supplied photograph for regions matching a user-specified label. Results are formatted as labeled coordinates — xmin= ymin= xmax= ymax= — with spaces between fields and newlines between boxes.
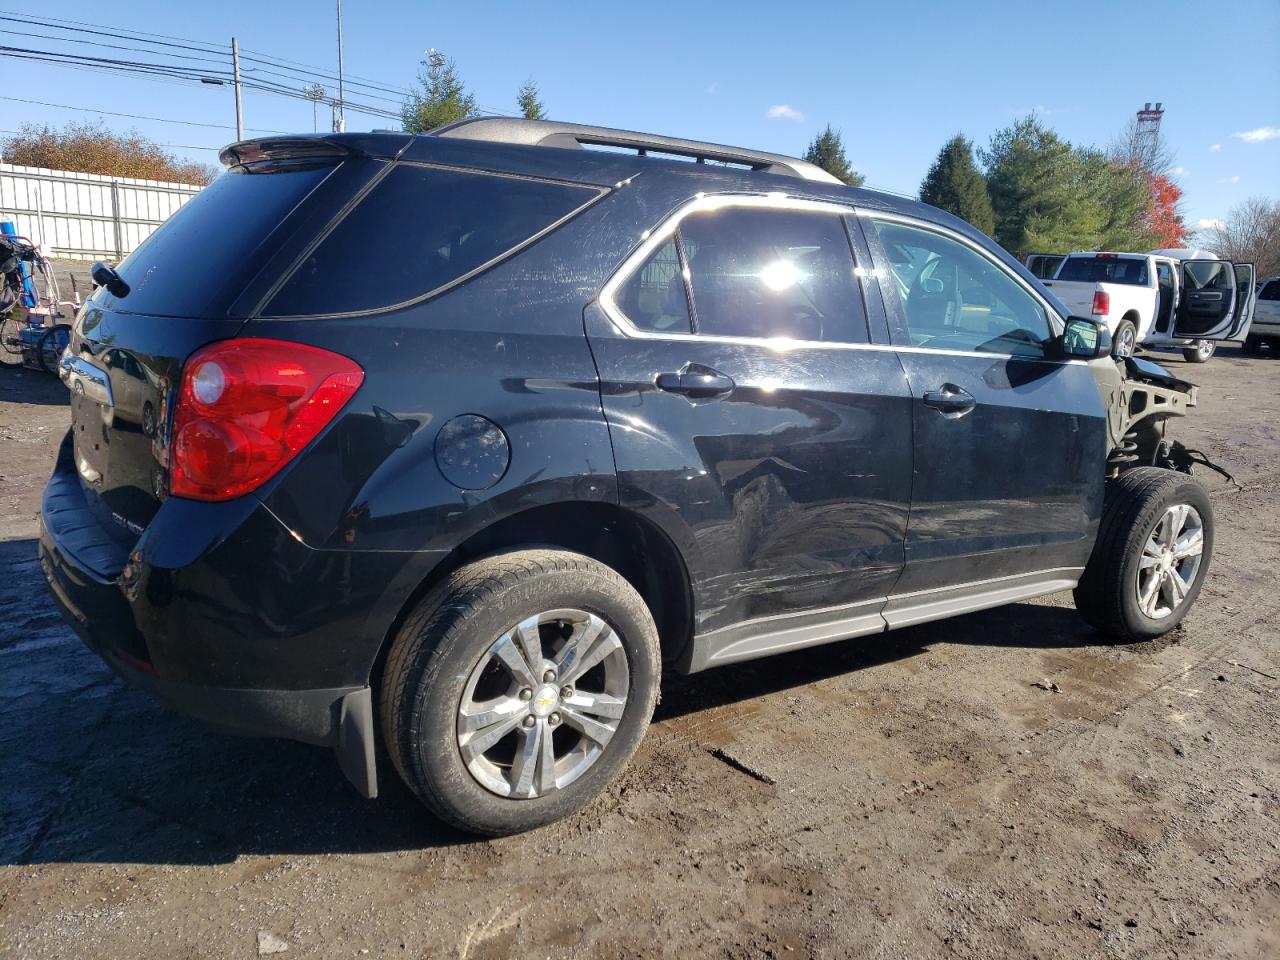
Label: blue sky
xmin=2 ymin=0 xmax=1276 ymax=232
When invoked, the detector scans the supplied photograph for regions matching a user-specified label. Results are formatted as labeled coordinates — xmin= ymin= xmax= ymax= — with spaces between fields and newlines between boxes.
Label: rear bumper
xmin=38 ymin=433 xmax=446 ymax=797
xmin=38 ymin=505 xmax=379 ymax=796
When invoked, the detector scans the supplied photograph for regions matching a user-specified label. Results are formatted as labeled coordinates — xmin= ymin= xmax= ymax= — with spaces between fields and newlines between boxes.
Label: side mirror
xmin=1060 ymin=316 xmax=1111 ymax=359
xmin=90 ymin=261 xmax=130 ymax=299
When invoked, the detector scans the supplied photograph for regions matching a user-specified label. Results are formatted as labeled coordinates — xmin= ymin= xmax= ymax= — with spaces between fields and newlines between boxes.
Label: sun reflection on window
xmin=760 ymin=259 xmax=802 ymax=291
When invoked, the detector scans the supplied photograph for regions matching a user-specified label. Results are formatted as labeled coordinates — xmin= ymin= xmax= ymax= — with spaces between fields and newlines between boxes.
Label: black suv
xmin=41 ymin=119 xmax=1234 ymax=836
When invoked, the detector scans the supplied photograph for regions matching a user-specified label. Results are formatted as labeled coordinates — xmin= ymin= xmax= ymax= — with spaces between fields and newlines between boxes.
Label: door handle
xmin=922 ymin=384 xmax=975 ymax=417
xmin=655 ymin=364 xmax=735 ymax=399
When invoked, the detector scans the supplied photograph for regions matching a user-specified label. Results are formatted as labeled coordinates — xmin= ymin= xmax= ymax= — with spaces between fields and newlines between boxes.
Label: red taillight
xmin=1092 ymin=290 xmax=1110 ymax=317
xmin=170 ymin=338 xmax=363 ymax=501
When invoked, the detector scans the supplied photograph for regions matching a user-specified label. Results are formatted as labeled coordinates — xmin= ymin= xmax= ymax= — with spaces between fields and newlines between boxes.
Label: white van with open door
xmin=1141 ymin=249 xmax=1256 ymax=362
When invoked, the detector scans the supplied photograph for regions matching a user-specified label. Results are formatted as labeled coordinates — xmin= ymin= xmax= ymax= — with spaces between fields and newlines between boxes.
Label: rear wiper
xmin=91 ymin=262 xmax=129 ymax=299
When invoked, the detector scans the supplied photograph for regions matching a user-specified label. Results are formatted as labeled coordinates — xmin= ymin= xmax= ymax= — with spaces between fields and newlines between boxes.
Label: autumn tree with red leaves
xmin=1144 ymin=172 xmax=1189 ymax=247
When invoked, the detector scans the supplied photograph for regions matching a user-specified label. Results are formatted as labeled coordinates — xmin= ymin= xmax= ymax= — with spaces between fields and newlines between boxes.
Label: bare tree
xmin=1109 ymin=114 xmax=1176 ymax=175
xmin=1199 ymin=197 xmax=1280 ymax=278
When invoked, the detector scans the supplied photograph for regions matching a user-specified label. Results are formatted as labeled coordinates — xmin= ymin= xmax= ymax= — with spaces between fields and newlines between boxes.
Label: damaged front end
xmin=1092 ymin=356 xmax=1232 ymax=482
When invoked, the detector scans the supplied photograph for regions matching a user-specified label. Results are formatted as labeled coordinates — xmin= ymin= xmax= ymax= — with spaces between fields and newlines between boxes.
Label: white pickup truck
xmin=1041 ymin=249 xmax=1257 ymax=362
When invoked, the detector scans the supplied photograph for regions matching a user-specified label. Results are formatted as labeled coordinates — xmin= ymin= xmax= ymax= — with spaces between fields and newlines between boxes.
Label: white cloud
xmin=1197 ymin=218 xmax=1225 ymax=231
xmin=1216 ymin=175 xmax=1241 ymax=184
xmin=1209 ymin=143 xmax=1222 ymax=152
xmin=766 ymin=104 xmax=804 ymax=122
xmin=1168 ymin=166 xmax=1188 ymax=176
xmin=706 ymin=82 xmax=718 ymax=95
xmin=1233 ymin=127 xmax=1280 ymax=143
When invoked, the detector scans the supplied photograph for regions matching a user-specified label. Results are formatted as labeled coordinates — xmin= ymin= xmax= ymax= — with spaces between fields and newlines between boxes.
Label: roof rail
xmin=430 ymin=117 xmax=842 ymax=184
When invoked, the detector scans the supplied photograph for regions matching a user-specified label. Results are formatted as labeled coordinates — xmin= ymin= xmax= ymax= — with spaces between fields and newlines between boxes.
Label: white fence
xmin=0 ymin=162 xmax=203 ymax=261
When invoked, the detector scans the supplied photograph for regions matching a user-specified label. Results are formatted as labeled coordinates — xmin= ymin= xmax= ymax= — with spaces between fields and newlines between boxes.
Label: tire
xmin=1111 ymin=319 xmax=1138 ymax=358
xmin=380 ymin=549 xmax=661 ymax=836
xmin=37 ymin=323 xmax=71 ymax=375
xmin=1073 ymin=467 xmax=1214 ymax=643
xmin=1182 ymin=340 xmax=1215 ymax=363
xmin=1243 ymin=334 xmax=1263 ymax=354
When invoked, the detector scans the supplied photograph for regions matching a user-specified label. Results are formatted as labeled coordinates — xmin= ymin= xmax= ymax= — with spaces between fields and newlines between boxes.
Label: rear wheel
xmin=380 ymin=549 xmax=661 ymax=836
xmin=1182 ymin=340 xmax=1215 ymax=363
xmin=1243 ymin=334 xmax=1263 ymax=354
xmin=1111 ymin=319 xmax=1137 ymax=358
xmin=1074 ymin=468 xmax=1213 ymax=642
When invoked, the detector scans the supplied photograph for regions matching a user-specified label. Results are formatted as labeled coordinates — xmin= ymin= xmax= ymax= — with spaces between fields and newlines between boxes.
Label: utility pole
xmin=231 ymin=37 xmax=244 ymax=140
xmin=335 ymin=0 xmax=346 ymax=132
xmin=304 ymin=83 xmax=326 ymax=133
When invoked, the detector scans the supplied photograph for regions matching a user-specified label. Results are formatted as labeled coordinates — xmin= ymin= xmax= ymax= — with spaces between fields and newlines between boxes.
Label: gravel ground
xmin=1 ymin=345 xmax=1277 ymax=959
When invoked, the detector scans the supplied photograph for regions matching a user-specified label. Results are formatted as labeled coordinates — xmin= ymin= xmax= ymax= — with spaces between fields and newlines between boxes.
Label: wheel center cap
xmin=530 ymin=684 xmax=559 ymax=718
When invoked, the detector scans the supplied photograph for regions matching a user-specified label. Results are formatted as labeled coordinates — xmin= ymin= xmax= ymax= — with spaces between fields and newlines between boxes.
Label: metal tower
xmin=1136 ymin=102 xmax=1165 ymax=161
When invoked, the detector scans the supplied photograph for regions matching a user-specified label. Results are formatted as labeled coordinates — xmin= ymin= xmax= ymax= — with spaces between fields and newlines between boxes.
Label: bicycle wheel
xmin=0 ymin=316 xmax=23 ymax=366
xmin=37 ymin=323 xmax=71 ymax=375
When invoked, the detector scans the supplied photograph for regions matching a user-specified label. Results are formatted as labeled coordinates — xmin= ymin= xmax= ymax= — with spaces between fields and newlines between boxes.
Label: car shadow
xmin=1144 ymin=342 xmax=1273 ymax=364
xmin=0 ymin=364 xmax=69 ymax=405
xmin=1 ymin=530 xmax=1104 ymax=867
xmin=657 ymin=600 xmax=1097 ymax=722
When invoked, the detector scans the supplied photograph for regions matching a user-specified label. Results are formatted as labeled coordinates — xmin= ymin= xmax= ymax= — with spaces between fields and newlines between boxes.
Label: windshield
xmin=1055 ymin=256 xmax=1149 ymax=286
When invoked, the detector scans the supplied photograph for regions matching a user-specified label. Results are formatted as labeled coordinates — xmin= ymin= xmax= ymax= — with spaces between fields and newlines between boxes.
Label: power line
xmin=0 ymin=48 xmax=403 ymax=121
xmin=0 ymin=26 xmax=232 ymax=68
xmin=0 ymin=12 xmax=519 ymax=130
xmin=0 ymin=128 xmax=221 ymax=152
xmin=3 ymin=9 xmax=409 ymax=91
xmin=0 ymin=95 xmax=287 ymax=134
xmin=0 ymin=12 xmax=415 ymax=101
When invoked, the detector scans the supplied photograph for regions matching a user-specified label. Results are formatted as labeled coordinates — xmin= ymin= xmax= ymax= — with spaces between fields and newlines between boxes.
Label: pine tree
xmin=517 ymin=79 xmax=546 ymax=121
xmin=401 ymin=55 xmax=478 ymax=133
xmin=982 ymin=116 xmax=1094 ymax=257
xmin=802 ymin=125 xmax=865 ymax=187
xmin=919 ymin=135 xmax=994 ymax=236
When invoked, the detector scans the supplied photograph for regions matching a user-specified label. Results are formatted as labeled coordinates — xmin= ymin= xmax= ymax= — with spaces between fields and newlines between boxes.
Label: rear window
xmin=264 ymin=164 xmax=601 ymax=317
xmin=112 ymin=165 xmax=331 ymax=317
xmin=1055 ymin=256 xmax=1149 ymax=285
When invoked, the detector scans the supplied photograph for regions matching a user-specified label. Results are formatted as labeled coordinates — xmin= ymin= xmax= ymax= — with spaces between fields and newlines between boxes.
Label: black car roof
xmin=220 ymin=120 xmax=996 ymax=256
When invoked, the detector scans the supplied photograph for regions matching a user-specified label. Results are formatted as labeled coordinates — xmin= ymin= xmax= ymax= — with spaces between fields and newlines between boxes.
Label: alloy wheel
xmin=1115 ymin=326 xmax=1136 ymax=357
xmin=456 ymin=608 xmax=629 ymax=799
xmin=1136 ymin=504 xmax=1204 ymax=620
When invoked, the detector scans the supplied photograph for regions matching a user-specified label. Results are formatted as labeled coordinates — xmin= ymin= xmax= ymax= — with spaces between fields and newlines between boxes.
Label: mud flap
xmin=337 ymin=687 xmax=378 ymax=799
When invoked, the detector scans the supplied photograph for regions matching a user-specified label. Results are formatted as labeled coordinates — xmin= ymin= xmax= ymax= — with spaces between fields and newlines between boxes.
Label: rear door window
xmin=678 ymin=206 xmax=868 ymax=343
xmin=265 ymin=164 xmax=601 ymax=317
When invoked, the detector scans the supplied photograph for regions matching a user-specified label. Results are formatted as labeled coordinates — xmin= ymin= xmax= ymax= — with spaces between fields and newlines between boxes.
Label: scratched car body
xmin=40 ymin=119 xmax=1241 ymax=835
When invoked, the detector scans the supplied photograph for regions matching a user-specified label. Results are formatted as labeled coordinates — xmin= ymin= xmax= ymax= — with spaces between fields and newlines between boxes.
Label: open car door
xmin=1173 ymin=260 xmax=1253 ymax=340
xmin=1229 ymin=262 xmax=1257 ymax=339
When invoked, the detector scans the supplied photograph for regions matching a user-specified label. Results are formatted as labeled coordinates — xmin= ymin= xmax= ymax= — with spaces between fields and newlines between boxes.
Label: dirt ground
xmin=1 ymin=343 xmax=1277 ymax=960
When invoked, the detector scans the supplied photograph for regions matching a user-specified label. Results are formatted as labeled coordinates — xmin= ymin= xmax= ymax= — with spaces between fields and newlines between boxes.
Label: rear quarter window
xmin=264 ymin=164 xmax=601 ymax=317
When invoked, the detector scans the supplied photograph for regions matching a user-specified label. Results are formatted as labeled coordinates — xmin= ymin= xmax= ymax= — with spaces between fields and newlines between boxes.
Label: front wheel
xmin=1074 ymin=468 xmax=1213 ymax=642
xmin=380 ymin=549 xmax=661 ymax=836
xmin=1182 ymin=340 xmax=1215 ymax=363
